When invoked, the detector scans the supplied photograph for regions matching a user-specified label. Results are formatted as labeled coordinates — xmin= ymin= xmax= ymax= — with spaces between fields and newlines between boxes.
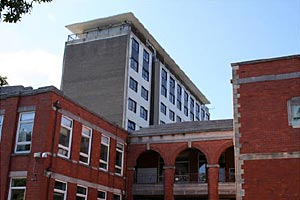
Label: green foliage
xmin=0 ymin=0 xmax=52 ymax=23
xmin=0 ymin=76 xmax=8 ymax=86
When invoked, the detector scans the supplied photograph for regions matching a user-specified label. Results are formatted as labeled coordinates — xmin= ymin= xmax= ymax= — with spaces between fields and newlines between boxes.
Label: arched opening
xmin=175 ymin=148 xmax=207 ymax=183
xmin=135 ymin=150 xmax=164 ymax=184
xmin=218 ymin=146 xmax=235 ymax=182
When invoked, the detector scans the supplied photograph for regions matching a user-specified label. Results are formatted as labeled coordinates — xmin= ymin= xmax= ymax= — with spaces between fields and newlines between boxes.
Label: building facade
xmin=232 ymin=55 xmax=300 ymax=200
xmin=61 ymin=13 xmax=210 ymax=131
xmin=0 ymin=86 xmax=128 ymax=200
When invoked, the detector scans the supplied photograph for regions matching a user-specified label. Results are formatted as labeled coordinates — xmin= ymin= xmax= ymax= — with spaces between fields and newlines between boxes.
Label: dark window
xmin=129 ymin=77 xmax=138 ymax=92
xmin=169 ymin=110 xmax=175 ymax=121
xmin=127 ymin=120 xmax=136 ymax=132
xmin=201 ymin=108 xmax=205 ymax=120
xmin=169 ymin=77 xmax=175 ymax=104
xmin=160 ymin=103 xmax=166 ymax=115
xmin=131 ymin=38 xmax=139 ymax=61
xmin=142 ymin=50 xmax=150 ymax=81
xmin=184 ymin=91 xmax=189 ymax=116
xmin=184 ymin=107 xmax=188 ymax=117
xmin=113 ymin=194 xmax=121 ymax=200
xmin=196 ymin=103 xmax=200 ymax=121
xmin=161 ymin=69 xmax=167 ymax=97
xmin=190 ymin=112 xmax=194 ymax=121
xmin=176 ymin=116 xmax=182 ymax=122
xmin=206 ymin=113 xmax=210 ymax=120
xmin=190 ymin=97 xmax=194 ymax=120
xmin=177 ymin=84 xmax=182 ymax=110
xmin=128 ymin=98 xmax=137 ymax=113
xmin=130 ymin=58 xmax=138 ymax=72
xmin=160 ymin=120 xmax=165 ymax=124
xmin=141 ymin=87 xmax=148 ymax=101
xmin=140 ymin=106 xmax=148 ymax=121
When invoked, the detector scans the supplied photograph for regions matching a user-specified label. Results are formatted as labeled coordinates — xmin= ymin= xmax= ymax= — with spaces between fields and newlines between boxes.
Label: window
xmin=79 ymin=126 xmax=92 ymax=164
xmin=76 ymin=185 xmax=87 ymax=200
xmin=127 ymin=120 xmax=136 ymax=132
xmin=160 ymin=103 xmax=166 ymax=115
xmin=128 ymin=98 xmax=137 ymax=113
xmin=0 ymin=115 xmax=3 ymax=142
xmin=176 ymin=116 xmax=182 ymax=122
xmin=140 ymin=106 xmax=148 ymax=121
xmin=97 ymin=190 xmax=107 ymax=200
xmin=195 ymin=103 xmax=200 ymax=121
xmin=115 ymin=143 xmax=124 ymax=175
xmin=142 ymin=50 xmax=150 ymax=81
xmin=169 ymin=77 xmax=175 ymax=104
xmin=288 ymin=97 xmax=300 ymax=128
xmin=130 ymin=58 xmax=138 ymax=72
xmin=205 ymin=113 xmax=210 ymax=121
xmin=190 ymin=98 xmax=194 ymax=121
xmin=161 ymin=69 xmax=167 ymax=97
xmin=177 ymin=84 xmax=182 ymax=110
xmin=201 ymin=108 xmax=205 ymax=120
xmin=141 ymin=87 xmax=149 ymax=101
xmin=131 ymin=38 xmax=139 ymax=62
xmin=113 ymin=194 xmax=121 ymax=200
xmin=100 ymin=135 xmax=110 ymax=170
xmin=129 ymin=77 xmax=138 ymax=92
xmin=54 ymin=180 xmax=67 ymax=200
xmin=184 ymin=91 xmax=189 ymax=117
xmin=9 ymin=178 xmax=26 ymax=200
xmin=15 ymin=112 xmax=35 ymax=153
xmin=169 ymin=110 xmax=175 ymax=121
xmin=58 ymin=116 xmax=73 ymax=158
xmin=160 ymin=120 xmax=165 ymax=124
xmin=190 ymin=113 xmax=194 ymax=121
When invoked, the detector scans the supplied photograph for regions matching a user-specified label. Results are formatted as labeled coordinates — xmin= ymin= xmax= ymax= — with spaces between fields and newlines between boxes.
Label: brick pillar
xmin=126 ymin=167 xmax=135 ymax=200
xmin=207 ymin=164 xmax=220 ymax=200
xmin=164 ymin=166 xmax=175 ymax=200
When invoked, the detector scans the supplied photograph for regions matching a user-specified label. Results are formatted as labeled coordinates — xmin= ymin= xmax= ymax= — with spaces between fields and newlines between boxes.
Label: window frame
xmin=113 ymin=194 xmax=122 ymax=200
xmin=99 ymin=135 xmax=110 ymax=171
xmin=54 ymin=179 xmax=67 ymax=200
xmin=141 ymin=86 xmax=149 ymax=101
xmin=160 ymin=102 xmax=166 ymax=115
xmin=127 ymin=120 xmax=136 ymax=132
xmin=169 ymin=110 xmax=175 ymax=121
xmin=115 ymin=143 xmax=124 ymax=176
xmin=129 ymin=77 xmax=138 ymax=92
xmin=8 ymin=177 xmax=27 ymax=200
xmin=58 ymin=115 xmax=73 ymax=158
xmin=140 ymin=106 xmax=148 ymax=121
xmin=287 ymin=97 xmax=300 ymax=128
xmin=79 ymin=126 xmax=92 ymax=165
xmin=130 ymin=58 xmax=138 ymax=72
xmin=128 ymin=98 xmax=137 ymax=113
xmin=97 ymin=190 xmax=107 ymax=200
xmin=15 ymin=111 xmax=35 ymax=153
xmin=76 ymin=185 xmax=88 ymax=200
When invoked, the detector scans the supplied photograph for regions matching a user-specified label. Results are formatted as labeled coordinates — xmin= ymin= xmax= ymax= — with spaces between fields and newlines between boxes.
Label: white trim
xmin=76 ymin=185 xmax=88 ymax=200
xmin=58 ymin=115 xmax=73 ymax=159
xmin=79 ymin=126 xmax=92 ymax=165
xmin=97 ymin=189 xmax=107 ymax=200
xmin=54 ymin=179 xmax=67 ymax=200
xmin=8 ymin=177 xmax=27 ymax=200
xmin=115 ymin=143 xmax=124 ymax=176
xmin=100 ymin=135 xmax=110 ymax=171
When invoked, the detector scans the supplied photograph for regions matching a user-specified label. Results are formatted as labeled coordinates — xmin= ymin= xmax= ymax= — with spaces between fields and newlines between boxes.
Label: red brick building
xmin=231 ymin=55 xmax=300 ymax=200
xmin=0 ymin=86 xmax=128 ymax=200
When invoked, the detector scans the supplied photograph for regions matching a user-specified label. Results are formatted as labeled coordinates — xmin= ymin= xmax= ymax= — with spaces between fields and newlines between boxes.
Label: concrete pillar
xmin=207 ymin=164 xmax=220 ymax=200
xmin=163 ymin=166 xmax=175 ymax=200
xmin=126 ymin=167 xmax=135 ymax=200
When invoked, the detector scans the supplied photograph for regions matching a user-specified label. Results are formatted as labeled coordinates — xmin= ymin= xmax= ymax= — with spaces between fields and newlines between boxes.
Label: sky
xmin=0 ymin=0 xmax=299 ymax=120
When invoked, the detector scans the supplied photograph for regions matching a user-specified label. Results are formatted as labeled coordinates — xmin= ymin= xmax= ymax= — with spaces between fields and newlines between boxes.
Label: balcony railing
xmin=136 ymin=173 xmax=164 ymax=184
xmin=175 ymin=173 xmax=207 ymax=183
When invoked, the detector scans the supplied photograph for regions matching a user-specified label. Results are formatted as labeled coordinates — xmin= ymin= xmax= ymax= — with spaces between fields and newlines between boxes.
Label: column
xmin=163 ymin=166 xmax=175 ymax=200
xmin=207 ymin=164 xmax=220 ymax=200
xmin=126 ymin=167 xmax=135 ymax=200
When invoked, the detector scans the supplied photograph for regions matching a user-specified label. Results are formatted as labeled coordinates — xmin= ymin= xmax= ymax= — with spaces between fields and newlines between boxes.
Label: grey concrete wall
xmin=151 ymin=60 xmax=161 ymax=125
xmin=61 ymin=35 xmax=129 ymax=126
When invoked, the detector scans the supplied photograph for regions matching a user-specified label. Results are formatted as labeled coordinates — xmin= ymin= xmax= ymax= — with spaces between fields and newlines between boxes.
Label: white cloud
xmin=0 ymin=50 xmax=62 ymax=89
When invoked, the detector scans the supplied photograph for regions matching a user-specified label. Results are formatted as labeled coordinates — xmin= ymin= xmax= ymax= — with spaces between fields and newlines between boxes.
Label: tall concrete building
xmin=61 ymin=13 xmax=210 ymax=131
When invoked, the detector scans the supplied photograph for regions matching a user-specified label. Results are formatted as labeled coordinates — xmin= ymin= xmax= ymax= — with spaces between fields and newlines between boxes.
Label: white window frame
xmin=100 ymin=135 xmax=110 ymax=171
xmin=115 ymin=143 xmax=124 ymax=176
xmin=15 ymin=111 xmax=35 ymax=153
xmin=76 ymin=185 xmax=88 ymax=200
xmin=113 ymin=194 xmax=122 ymax=200
xmin=288 ymin=97 xmax=300 ymax=128
xmin=97 ymin=190 xmax=107 ymax=200
xmin=54 ymin=179 xmax=67 ymax=200
xmin=58 ymin=115 xmax=73 ymax=158
xmin=0 ymin=114 xmax=3 ymax=142
xmin=8 ymin=177 xmax=27 ymax=200
xmin=79 ymin=126 xmax=92 ymax=165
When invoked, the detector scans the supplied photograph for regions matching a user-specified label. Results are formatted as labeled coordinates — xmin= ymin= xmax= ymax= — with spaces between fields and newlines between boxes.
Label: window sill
xmin=11 ymin=152 xmax=30 ymax=156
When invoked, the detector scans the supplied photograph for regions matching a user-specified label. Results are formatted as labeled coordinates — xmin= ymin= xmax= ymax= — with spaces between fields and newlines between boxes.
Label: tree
xmin=0 ymin=0 xmax=52 ymax=23
xmin=0 ymin=75 xmax=8 ymax=86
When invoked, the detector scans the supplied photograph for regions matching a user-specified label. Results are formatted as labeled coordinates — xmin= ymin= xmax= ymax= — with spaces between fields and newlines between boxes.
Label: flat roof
xmin=66 ymin=12 xmax=210 ymax=104
xmin=231 ymin=54 xmax=300 ymax=67
xmin=130 ymin=119 xmax=233 ymax=137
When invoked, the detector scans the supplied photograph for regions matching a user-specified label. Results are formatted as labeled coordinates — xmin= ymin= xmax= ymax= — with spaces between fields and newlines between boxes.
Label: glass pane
xmin=58 ymin=148 xmax=68 ymax=156
xmin=80 ymin=137 xmax=89 ymax=154
xmin=16 ymin=144 xmax=31 ymax=152
xmin=0 ymin=115 xmax=3 ymax=123
xmin=12 ymin=178 xmax=26 ymax=187
xmin=77 ymin=186 xmax=86 ymax=195
xmin=99 ymin=162 xmax=107 ymax=169
xmin=59 ymin=127 xmax=70 ymax=147
xmin=82 ymin=127 xmax=91 ymax=136
xmin=20 ymin=112 xmax=35 ymax=121
xmin=113 ymin=194 xmax=121 ymax=200
xmin=97 ymin=191 xmax=106 ymax=199
xmin=76 ymin=196 xmax=85 ymax=200
xmin=115 ymin=151 xmax=122 ymax=167
xmin=101 ymin=136 xmax=109 ymax=145
xmin=11 ymin=189 xmax=26 ymax=200
xmin=79 ymin=155 xmax=88 ymax=163
xmin=18 ymin=123 xmax=33 ymax=142
xmin=100 ymin=145 xmax=108 ymax=161
xmin=53 ymin=192 xmax=65 ymax=200
xmin=61 ymin=116 xmax=72 ymax=127
xmin=54 ymin=181 xmax=66 ymax=190
xmin=115 ymin=168 xmax=121 ymax=175
xmin=116 ymin=143 xmax=123 ymax=151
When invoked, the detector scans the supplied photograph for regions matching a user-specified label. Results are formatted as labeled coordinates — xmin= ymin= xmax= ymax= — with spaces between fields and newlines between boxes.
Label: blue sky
xmin=0 ymin=0 xmax=299 ymax=119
